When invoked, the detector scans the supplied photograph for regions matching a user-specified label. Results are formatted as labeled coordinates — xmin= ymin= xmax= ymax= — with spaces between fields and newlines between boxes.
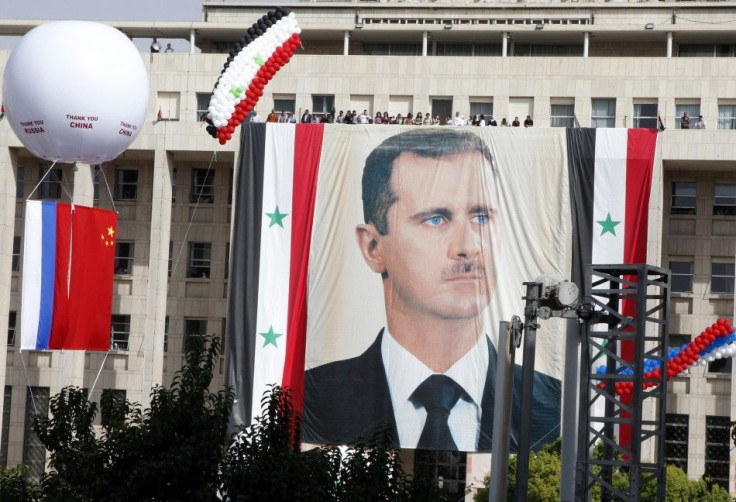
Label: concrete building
xmin=1 ymin=0 xmax=736 ymax=498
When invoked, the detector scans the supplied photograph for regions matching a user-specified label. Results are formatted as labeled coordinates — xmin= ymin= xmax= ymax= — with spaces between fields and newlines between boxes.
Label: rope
xmin=19 ymin=351 xmax=38 ymax=415
xmin=26 ymin=160 xmax=59 ymax=201
xmin=169 ymin=151 xmax=218 ymax=280
xmin=88 ymin=352 xmax=110 ymax=398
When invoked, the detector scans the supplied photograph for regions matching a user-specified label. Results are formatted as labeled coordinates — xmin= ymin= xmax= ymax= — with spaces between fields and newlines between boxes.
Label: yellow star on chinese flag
xmin=107 ymin=226 xmax=115 ymax=238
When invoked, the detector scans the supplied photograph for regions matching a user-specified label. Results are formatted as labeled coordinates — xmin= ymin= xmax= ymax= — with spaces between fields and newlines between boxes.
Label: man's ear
xmin=355 ymin=223 xmax=386 ymax=275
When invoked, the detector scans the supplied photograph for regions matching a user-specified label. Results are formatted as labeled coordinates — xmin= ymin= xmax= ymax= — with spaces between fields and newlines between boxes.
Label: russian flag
xmin=20 ymin=200 xmax=117 ymax=351
xmin=20 ymin=201 xmax=71 ymax=350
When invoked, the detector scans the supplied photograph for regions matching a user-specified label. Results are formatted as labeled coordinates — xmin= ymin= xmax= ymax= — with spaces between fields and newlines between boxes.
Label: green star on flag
xmin=259 ymin=325 xmax=283 ymax=348
xmin=253 ymin=55 xmax=264 ymax=66
xmin=597 ymin=213 xmax=621 ymax=236
xmin=265 ymin=206 xmax=289 ymax=228
xmin=229 ymin=86 xmax=244 ymax=98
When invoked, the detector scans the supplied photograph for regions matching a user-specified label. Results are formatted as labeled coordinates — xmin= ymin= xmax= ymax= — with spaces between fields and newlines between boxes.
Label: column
xmin=583 ymin=32 xmax=589 ymax=58
xmin=667 ymin=32 xmax=673 ymax=58
xmin=422 ymin=31 xmax=428 ymax=57
xmin=139 ymin=150 xmax=172 ymax=407
xmin=190 ymin=29 xmax=196 ymax=55
xmin=502 ymin=32 xmax=508 ymax=57
xmin=344 ymin=31 xmax=350 ymax=56
xmin=0 ymin=146 xmax=16 ymax=456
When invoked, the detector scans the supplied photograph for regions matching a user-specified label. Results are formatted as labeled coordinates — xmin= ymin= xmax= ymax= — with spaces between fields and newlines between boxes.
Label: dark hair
xmin=362 ymin=128 xmax=494 ymax=235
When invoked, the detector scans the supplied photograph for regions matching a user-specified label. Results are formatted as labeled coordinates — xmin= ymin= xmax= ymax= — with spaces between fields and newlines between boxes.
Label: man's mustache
xmin=441 ymin=260 xmax=486 ymax=280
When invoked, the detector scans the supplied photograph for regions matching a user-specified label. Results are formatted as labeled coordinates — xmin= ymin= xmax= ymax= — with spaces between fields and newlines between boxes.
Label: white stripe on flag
xmin=251 ymin=124 xmax=295 ymax=418
xmin=592 ymin=129 xmax=627 ymax=265
xmin=20 ymin=201 xmax=43 ymax=350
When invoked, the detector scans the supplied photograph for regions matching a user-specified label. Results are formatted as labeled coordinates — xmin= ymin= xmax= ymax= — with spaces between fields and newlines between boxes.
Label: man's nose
xmin=448 ymin=220 xmax=480 ymax=259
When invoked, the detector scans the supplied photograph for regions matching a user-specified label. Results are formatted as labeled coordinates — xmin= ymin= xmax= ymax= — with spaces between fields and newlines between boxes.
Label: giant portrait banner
xmin=225 ymin=123 xmax=657 ymax=453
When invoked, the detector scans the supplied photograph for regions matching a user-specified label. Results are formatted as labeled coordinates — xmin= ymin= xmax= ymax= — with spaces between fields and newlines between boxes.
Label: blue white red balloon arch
xmin=596 ymin=318 xmax=735 ymax=396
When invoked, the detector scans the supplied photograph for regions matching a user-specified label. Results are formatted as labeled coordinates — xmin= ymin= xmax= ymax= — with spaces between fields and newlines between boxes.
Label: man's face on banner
xmin=361 ymin=150 xmax=497 ymax=323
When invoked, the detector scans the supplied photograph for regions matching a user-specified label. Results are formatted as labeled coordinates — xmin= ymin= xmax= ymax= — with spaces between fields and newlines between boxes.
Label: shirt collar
xmin=381 ymin=327 xmax=489 ymax=409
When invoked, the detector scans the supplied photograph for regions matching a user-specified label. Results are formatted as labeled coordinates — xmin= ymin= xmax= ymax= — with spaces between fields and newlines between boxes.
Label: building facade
xmin=1 ymin=0 xmax=736 ymax=498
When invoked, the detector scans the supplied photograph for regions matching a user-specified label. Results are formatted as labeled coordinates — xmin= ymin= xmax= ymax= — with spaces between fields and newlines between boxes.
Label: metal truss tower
xmin=575 ymin=264 xmax=669 ymax=502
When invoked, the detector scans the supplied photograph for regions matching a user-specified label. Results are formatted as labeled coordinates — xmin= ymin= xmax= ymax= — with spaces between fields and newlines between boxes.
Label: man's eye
xmin=423 ymin=216 xmax=445 ymax=227
xmin=472 ymin=213 xmax=490 ymax=224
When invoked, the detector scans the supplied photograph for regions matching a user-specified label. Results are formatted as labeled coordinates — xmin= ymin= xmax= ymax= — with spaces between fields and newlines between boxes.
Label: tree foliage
xmin=473 ymin=438 xmax=731 ymax=502
xmin=1 ymin=335 xmax=446 ymax=501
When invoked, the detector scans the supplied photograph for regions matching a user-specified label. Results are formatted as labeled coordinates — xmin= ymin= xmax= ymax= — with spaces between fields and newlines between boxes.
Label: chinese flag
xmin=63 ymin=206 xmax=117 ymax=350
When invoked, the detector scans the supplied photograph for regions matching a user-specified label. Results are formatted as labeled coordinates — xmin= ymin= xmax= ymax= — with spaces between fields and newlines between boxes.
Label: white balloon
xmin=3 ymin=21 xmax=149 ymax=165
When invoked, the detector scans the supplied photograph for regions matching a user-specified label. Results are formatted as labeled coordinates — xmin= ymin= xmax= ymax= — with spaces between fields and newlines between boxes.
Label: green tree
xmin=0 ymin=465 xmax=41 ymax=502
xmin=473 ymin=439 xmax=730 ymax=502
xmin=33 ymin=334 xmax=233 ymax=501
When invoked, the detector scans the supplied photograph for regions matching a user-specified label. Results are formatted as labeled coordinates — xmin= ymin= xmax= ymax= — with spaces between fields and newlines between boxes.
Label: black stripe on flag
xmin=566 ymin=128 xmax=596 ymax=292
xmin=226 ymin=123 xmax=267 ymax=427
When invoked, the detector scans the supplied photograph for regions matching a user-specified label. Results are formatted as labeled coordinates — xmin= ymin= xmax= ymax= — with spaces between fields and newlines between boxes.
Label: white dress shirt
xmin=381 ymin=328 xmax=489 ymax=451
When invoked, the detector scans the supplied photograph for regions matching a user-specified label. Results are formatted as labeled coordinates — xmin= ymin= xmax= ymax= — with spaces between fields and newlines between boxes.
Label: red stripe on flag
xmin=49 ymin=203 xmax=72 ymax=349
xmin=282 ymin=124 xmax=324 ymax=413
xmin=65 ymin=206 xmax=117 ymax=350
xmin=619 ymin=128 xmax=658 ymax=447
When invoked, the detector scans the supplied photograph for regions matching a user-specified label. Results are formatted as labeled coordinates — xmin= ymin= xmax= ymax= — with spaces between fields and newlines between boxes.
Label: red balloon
xmin=219 ymin=138 xmax=227 ymax=145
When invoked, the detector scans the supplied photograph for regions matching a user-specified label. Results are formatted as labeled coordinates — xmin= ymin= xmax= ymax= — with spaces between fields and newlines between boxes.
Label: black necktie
xmin=411 ymin=374 xmax=464 ymax=451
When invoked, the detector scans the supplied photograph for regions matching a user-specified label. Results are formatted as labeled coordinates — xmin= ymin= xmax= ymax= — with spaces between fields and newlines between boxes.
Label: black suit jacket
xmin=302 ymin=330 xmax=561 ymax=452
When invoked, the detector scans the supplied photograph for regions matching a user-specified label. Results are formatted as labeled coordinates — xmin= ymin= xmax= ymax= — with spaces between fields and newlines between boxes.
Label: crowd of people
xmin=256 ymin=108 xmax=536 ymax=127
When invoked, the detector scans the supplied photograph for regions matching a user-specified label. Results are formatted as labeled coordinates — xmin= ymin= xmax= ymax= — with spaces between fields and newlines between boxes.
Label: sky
xmin=1 ymin=0 xmax=208 ymax=52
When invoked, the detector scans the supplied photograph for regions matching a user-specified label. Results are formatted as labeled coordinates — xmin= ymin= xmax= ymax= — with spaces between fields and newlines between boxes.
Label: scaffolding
xmin=575 ymin=264 xmax=669 ymax=502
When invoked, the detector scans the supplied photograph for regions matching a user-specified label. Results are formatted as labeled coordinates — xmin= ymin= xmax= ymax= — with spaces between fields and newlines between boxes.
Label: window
xmin=710 ymin=261 xmax=734 ymax=294
xmin=169 ymin=167 xmax=177 ymax=203
xmin=110 ymin=314 xmax=130 ymax=350
xmin=633 ymin=103 xmax=658 ymax=129
xmin=514 ymin=44 xmax=583 ymax=57
xmin=717 ymin=103 xmax=736 ymax=130
xmin=675 ymin=102 xmax=700 ymax=129
xmin=93 ymin=165 xmax=101 ymax=201
xmin=591 ymin=99 xmax=615 ymax=128
xmin=312 ymin=95 xmax=335 ymax=119
xmin=12 ymin=236 xmax=20 ymax=272
xmin=363 ymin=43 xmax=421 ymax=56
xmin=273 ymin=95 xmax=296 ymax=114
xmin=713 ymin=183 xmax=736 ymax=215
xmin=1 ymin=386 xmax=10 ymax=467
xmin=671 ymin=182 xmax=696 ymax=215
xmin=704 ymin=416 xmax=730 ymax=490
xmin=157 ymin=91 xmax=180 ymax=121
xmin=436 ymin=43 xmax=501 ymax=56
xmin=224 ymin=242 xmax=230 ymax=280
xmin=38 ymin=167 xmax=63 ymax=199
xmin=100 ymin=389 xmax=126 ymax=427
xmin=188 ymin=242 xmax=211 ymax=278
xmin=679 ymin=44 xmax=732 ymax=58
xmin=168 ymin=241 xmax=174 ymax=278
xmin=16 ymin=166 xmax=24 ymax=198
xmin=23 ymin=387 xmax=49 ymax=482
xmin=551 ymin=103 xmax=575 ymax=128
xmin=196 ymin=93 xmax=212 ymax=122
xmin=114 ymin=242 xmax=134 ymax=275
xmin=184 ymin=318 xmax=207 ymax=352
xmin=228 ymin=169 xmax=233 ymax=205
xmin=190 ymin=168 xmax=214 ymax=203
xmin=707 ymin=356 xmax=732 ymax=374
xmin=469 ymin=99 xmax=493 ymax=118
xmin=115 ymin=170 xmax=138 ymax=201
xmin=8 ymin=312 xmax=16 ymax=347
xmin=664 ymin=414 xmax=688 ymax=472
xmin=670 ymin=261 xmax=693 ymax=293
xmin=414 ymin=450 xmax=467 ymax=497
xmin=164 ymin=316 xmax=169 ymax=352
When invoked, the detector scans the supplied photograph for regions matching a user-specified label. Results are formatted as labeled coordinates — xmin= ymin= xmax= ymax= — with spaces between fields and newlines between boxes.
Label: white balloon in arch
xmin=2 ymin=21 xmax=149 ymax=165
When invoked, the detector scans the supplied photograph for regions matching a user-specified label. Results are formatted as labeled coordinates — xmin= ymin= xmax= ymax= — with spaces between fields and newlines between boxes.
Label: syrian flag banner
xmin=21 ymin=201 xmax=117 ymax=351
xmin=567 ymin=128 xmax=658 ymax=449
xmin=227 ymin=124 xmax=657 ymax=453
